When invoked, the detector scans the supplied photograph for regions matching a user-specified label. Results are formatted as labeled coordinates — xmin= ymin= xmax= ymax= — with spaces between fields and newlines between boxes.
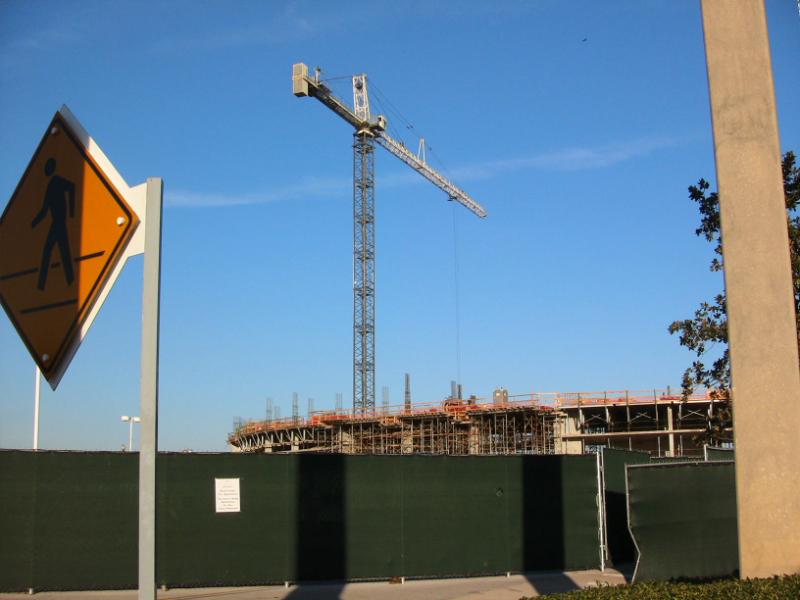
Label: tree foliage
xmin=669 ymin=152 xmax=800 ymax=406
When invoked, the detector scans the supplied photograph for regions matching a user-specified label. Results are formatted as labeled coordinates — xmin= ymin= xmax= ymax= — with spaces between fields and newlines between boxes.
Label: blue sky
xmin=1 ymin=1 xmax=799 ymax=452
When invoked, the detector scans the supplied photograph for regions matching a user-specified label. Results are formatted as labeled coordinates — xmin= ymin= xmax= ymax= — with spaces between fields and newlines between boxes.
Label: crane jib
xmin=374 ymin=135 xmax=487 ymax=218
xmin=293 ymin=62 xmax=487 ymax=218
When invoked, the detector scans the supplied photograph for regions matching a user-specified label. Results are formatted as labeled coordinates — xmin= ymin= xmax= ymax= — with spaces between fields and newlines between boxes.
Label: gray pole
xmin=701 ymin=0 xmax=800 ymax=577
xmin=33 ymin=365 xmax=41 ymax=450
xmin=138 ymin=178 xmax=163 ymax=600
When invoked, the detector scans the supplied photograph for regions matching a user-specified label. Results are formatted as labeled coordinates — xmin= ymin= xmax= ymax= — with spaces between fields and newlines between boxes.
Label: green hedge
xmin=522 ymin=575 xmax=800 ymax=599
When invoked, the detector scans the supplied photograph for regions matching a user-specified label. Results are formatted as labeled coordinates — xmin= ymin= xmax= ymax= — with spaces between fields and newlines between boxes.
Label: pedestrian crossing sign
xmin=0 ymin=109 xmax=140 ymax=388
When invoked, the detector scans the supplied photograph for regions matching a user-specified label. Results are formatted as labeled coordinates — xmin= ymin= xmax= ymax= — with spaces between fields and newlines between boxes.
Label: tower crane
xmin=292 ymin=63 xmax=487 ymax=414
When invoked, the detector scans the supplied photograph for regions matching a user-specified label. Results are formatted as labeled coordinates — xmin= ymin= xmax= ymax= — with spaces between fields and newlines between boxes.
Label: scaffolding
xmin=230 ymin=388 xmax=723 ymax=456
xmin=230 ymin=392 xmax=561 ymax=455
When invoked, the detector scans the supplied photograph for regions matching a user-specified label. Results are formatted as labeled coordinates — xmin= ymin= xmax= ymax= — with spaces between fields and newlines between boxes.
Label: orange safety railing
xmin=230 ymin=388 xmax=718 ymax=439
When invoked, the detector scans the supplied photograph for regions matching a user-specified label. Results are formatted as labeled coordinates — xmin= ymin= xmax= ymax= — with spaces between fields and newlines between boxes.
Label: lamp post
xmin=121 ymin=415 xmax=141 ymax=451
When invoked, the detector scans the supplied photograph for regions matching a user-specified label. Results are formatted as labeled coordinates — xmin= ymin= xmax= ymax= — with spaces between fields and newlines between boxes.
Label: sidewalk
xmin=0 ymin=568 xmax=629 ymax=600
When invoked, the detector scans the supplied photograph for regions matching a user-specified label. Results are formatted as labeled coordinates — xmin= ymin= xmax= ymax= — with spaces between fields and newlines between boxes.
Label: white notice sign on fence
xmin=215 ymin=478 xmax=241 ymax=513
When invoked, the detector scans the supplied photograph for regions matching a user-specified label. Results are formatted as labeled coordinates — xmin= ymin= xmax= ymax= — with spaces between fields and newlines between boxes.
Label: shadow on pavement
xmin=521 ymin=571 xmax=580 ymax=596
xmin=521 ymin=456 xmax=579 ymax=595
xmin=614 ymin=562 xmax=636 ymax=583
xmin=283 ymin=581 xmax=346 ymax=600
xmin=285 ymin=454 xmax=346 ymax=600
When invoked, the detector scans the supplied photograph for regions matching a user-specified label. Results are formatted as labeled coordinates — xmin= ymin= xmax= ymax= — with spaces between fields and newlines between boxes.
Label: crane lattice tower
xmin=293 ymin=63 xmax=486 ymax=413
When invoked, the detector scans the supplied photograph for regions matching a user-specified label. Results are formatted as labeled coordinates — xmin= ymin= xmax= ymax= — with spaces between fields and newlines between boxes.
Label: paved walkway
xmin=0 ymin=568 xmax=629 ymax=600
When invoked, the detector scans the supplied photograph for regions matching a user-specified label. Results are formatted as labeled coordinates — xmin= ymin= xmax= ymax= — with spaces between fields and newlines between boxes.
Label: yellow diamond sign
xmin=0 ymin=111 xmax=140 ymax=387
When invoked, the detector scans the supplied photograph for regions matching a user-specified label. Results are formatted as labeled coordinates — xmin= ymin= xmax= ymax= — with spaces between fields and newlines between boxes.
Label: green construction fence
xmin=600 ymin=448 xmax=650 ymax=566
xmin=0 ymin=451 xmax=603 ymax=591
xmin=704 ymin=445 xmax=734 ymax=461
xmin=626 ymin=460 xmax=738 ymax=582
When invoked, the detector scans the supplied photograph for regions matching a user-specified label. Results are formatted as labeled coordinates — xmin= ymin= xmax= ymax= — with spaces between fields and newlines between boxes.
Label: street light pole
xmin=121 ymin=415 xmax=141 ymax=451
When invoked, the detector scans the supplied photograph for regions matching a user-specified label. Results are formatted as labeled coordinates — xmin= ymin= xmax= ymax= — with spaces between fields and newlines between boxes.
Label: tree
xmin=668 ymin=152 xmax=800 ymax=442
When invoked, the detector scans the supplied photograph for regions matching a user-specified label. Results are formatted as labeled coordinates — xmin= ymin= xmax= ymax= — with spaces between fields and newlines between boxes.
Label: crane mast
xmin=292 ymin=63 xmax=486 ymax=414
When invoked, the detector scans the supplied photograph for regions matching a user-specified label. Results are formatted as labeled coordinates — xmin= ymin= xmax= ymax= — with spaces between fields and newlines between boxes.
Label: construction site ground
xmin=0 ymin=567 xmax=629 ymax=600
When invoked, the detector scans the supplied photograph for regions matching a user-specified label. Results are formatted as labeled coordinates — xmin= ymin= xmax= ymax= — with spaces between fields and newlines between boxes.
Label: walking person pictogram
xmin=31 ymin=158 xmax=76 ymax=290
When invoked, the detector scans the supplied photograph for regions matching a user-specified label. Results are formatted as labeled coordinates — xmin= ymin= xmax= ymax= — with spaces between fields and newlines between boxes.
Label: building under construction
xmin=229 ymin=388 xmax=729 ymax=458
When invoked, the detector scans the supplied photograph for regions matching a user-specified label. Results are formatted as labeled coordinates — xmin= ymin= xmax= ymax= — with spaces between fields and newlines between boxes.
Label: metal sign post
xmin=33 ymin=366 xmax=41 ymax=450
xmin=138 ymin=177 xmax=163 ymax=600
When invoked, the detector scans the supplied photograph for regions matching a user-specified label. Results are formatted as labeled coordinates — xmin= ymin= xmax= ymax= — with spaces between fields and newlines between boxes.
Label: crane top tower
xmin=292 ymin=62 xmax=486 ymax=414
xmin=292 ymin=63 xmax=487 ymax=218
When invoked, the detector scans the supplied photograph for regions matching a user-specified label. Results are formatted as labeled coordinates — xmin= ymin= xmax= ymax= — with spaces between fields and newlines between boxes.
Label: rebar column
xmin=353 ymin=131 xmax=376 ymax=414
xmin=404 ymin=373 xmax=412 ymax=412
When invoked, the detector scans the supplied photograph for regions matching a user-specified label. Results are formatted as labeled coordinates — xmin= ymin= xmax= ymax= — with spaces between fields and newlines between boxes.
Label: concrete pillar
xmin=558 ymin=412 xmax=582 ymax=455
xmin=701 ymin=0 xmax=800 ymax=578
xmin=401 ymin=422 xmax=414 ymax=454
xmin=468 ymin=421 xmax=480 ymax=455
xmin=341 ymin=429 xmax=354 ymax=454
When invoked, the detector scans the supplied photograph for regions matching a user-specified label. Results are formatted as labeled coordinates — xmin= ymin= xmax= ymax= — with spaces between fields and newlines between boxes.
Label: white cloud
xmin=4 ymin=27 xmax=79 ymax=51
xmin=167 ymin=176 xmax=349 ymax=208
xmin=147 ymin=0 xmax=538 ymax=54
xmin=169 ymin=135 xmax=692 ymax=208
xmin=449 ymin=136 xmax=690 ymax=182
xmin=150 ymin=4 xmax=344 ymax=53
xmin=0 ymin=26 xmax=81 ymax=72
